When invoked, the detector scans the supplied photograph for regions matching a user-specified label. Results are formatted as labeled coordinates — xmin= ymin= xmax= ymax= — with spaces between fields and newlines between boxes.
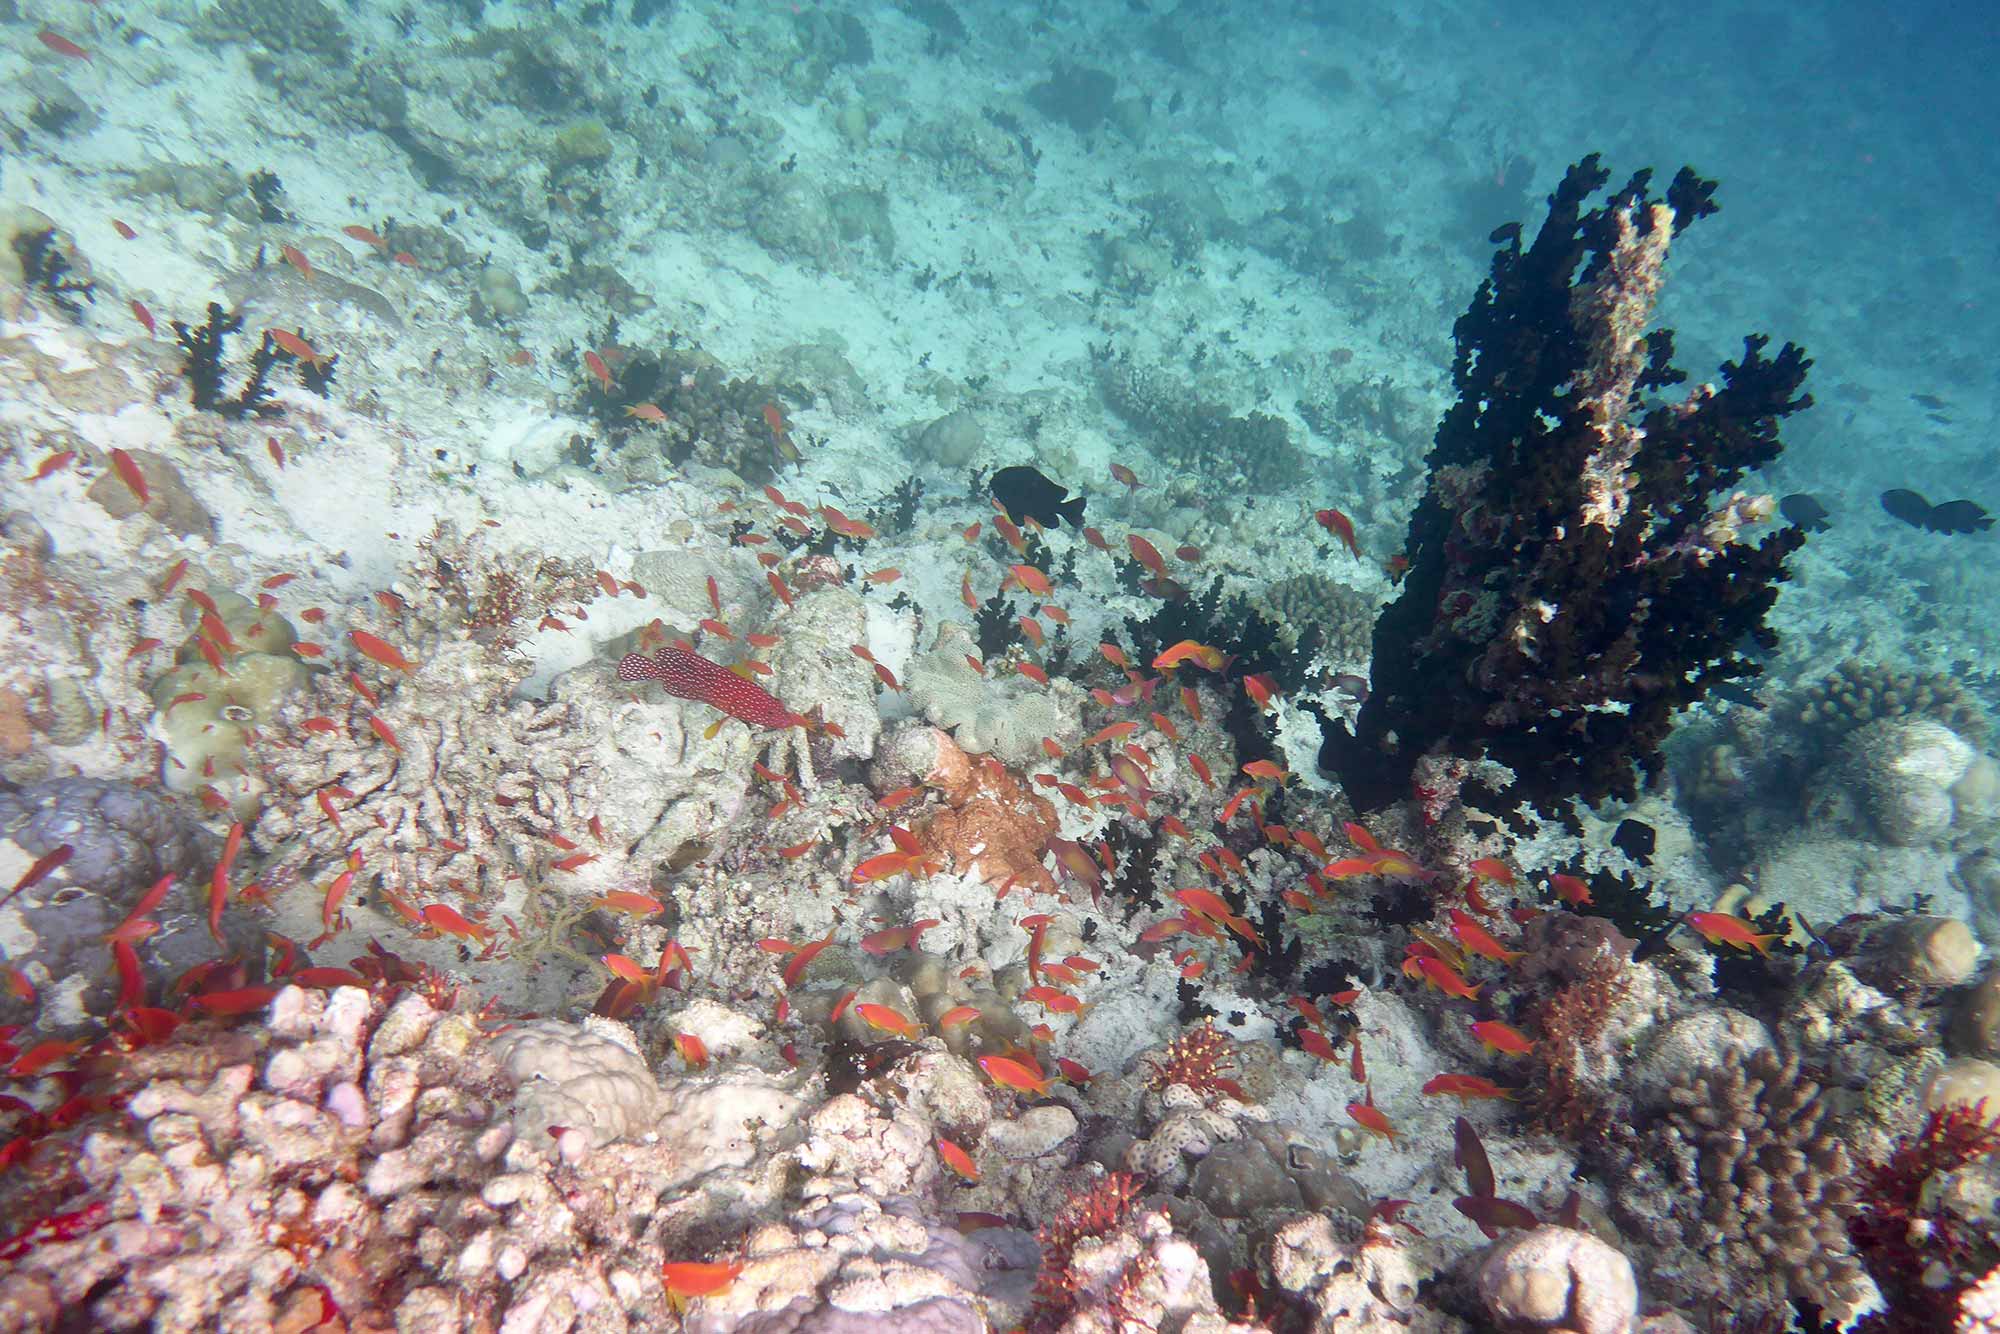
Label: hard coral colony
xmin=0 ymin=5 xmax=1991 ymax=1334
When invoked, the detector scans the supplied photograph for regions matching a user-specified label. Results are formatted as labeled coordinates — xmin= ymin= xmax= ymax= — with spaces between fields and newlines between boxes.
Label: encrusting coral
xmin=874 ymin=721 xmax=1060 ymax=893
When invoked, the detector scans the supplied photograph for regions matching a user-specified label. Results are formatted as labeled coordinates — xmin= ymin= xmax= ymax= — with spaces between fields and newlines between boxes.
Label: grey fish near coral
xmin=1880 ymin=487 xmax=1993 ymax=534
xmin=1778 ymin=492 xmax=1831 ymax=532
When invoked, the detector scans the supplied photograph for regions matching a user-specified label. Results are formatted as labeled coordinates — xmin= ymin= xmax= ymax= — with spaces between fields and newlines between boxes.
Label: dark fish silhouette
xmin=1881 ymin=488 xmax=1994 ymax=534
xmin=991 ymin=465 xmax=1086 ymax=529
xmin=1778 ymin=493 xmax=1830 ymax=532
xmin=1611 ymin=818 xmax=1655 ymax=865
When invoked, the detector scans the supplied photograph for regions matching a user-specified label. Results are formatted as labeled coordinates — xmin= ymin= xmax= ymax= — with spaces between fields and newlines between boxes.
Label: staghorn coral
xmin=1324 ymin=156 xmax=1810 ymax=821
xmin=1656 ymin=1045 xmax=1871 ymax=1325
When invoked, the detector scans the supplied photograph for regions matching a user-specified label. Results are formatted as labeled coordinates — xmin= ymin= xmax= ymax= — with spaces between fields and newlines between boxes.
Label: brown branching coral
xmin=1659 ymin=1046 xmax=1870 ymax=1325
xmin=1786 ymin=658 xmax=1987 ymax=744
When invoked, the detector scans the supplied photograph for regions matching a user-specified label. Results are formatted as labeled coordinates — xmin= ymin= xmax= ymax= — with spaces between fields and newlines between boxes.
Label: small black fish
xmin=1881 ymin=488 xmax=1994 ymax=534
xmin=1611 ymin=818 xmax=1655 ymax=865
xmin=991 ymin=465 xmax=1086 ymax=529
xmin=1778 ymin=493 xmax=1830 ymax=533
xmin=1910 ymin=392 xmax=1948 ymax=411
xmin=1708 ymin=681 xmax=1767 ymax=710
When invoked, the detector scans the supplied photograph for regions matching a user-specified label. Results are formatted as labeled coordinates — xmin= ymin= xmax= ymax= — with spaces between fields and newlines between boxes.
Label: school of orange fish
xmin=2 ymin=266 xmax=1791 ymax=1295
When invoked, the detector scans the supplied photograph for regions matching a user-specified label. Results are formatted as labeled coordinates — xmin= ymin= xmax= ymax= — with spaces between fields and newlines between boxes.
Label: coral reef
xmin=1323 ymin=156 xmax=1810 ymax=821
xmin=0 ymin=987 xmax=803 ymax=1331
xmin=1258 ymin=572 xmax=1374 ymax=666
xmin=579 ymin=340 xmax=810 ymax=486
xmin=1650 ymin=1045 xmax=1871 ymax=1325
xmin=1788 ymin=658 xmax=1989 ymax=743
xmin=1093 ymin=351 xmax=1308 ymax=495
xmin=906 ymin=623 xmax=1085 ymax=768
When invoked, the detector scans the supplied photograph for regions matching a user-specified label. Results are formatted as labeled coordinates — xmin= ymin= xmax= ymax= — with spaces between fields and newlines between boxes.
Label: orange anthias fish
xmin=1447 ymin=909 xmax=1524 ymax=965
xmin=1316 ymin=507 xmax=1361 ymax=557
xmin=854 ymin=1003 xmax=920 ymax=1038
xmin=1422 ymin=1073 xmax=1518 ymax=1101
xmin=1127 ymin=533 xmax=1167 ymax=576
xmin=268 ymin=328 xmax=326 ymax=366
xmin=1110 ymin=462 xmax=1144 ymax=493
xmin=661 ymin=1260 xmax=742 ymax=1312
xmin=1685 ymin=911 xmax=1781 ymax=955
xmin=1003 ymin=564 xmax=1053 ymax=597
xmin=937 ymin=1137 xmax=981 ymax=1182
xmin=1152 ymin=640 xmax=1224 ymax=672
xmin=1346 ymin=1092 xmax=1398 ymax=1142
xmin=1173 ymin=888 xmax=1260 ymax=946
xmin=819 ymin=506 xmax=878 ymax=540
xmin=584 ymin=349 xmax=614 ymax=391
xmin=421 ymin=902 xmax=494 ymax=944
xmin=1469 ymin=1019 xmax=1535 ymax=1056
xmin=1468 ymin=858 xmax=1515 ymax=886
xmin=1549 ymin=873 xmax=1594 ymax=907
xmin=349 ymin=628 xmax=414 ymax=672
xmin=978 ymin=1054 xmax=1053 ymax=1095
xmin=1410 ymin=953 xmax=1482 ymax=1001
xmin=860 ymin=919 xmax=941 ymax=955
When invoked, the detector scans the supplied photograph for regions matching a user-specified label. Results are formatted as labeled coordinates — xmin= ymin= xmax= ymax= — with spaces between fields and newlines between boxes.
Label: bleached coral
xmin=686 ymin=1094 xmax=997 ymax=1334
xmin=490 ymin=1016 xmax=660 ymax=1148
xmin=907 ymin=622 xmax=1083 ymax=768
xmin=250 ymin=523 xmax=603 ymax=908
xmin=1266 ymin=1212 xmax=1467 ymax=1334
xmin=760 ymin=583 xmax=884 ymax=785
xmin=0 ymin=985 xmax=816 ymax=1332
